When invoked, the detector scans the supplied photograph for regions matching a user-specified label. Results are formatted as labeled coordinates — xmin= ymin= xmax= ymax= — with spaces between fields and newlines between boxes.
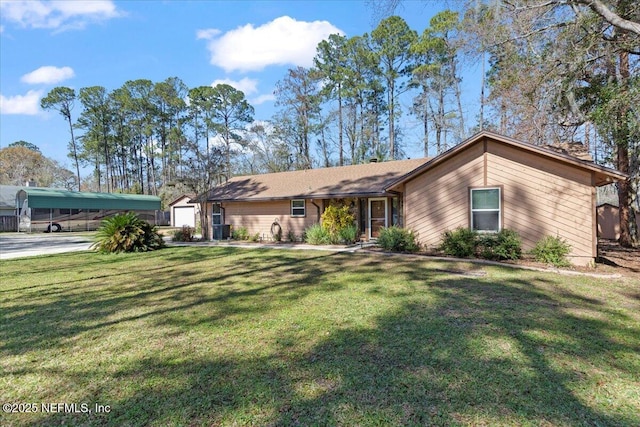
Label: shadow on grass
xmin=0 ymin=248 xmax=350 ymax=356
xmin=3 ymin=249 xmax=638 ymax=426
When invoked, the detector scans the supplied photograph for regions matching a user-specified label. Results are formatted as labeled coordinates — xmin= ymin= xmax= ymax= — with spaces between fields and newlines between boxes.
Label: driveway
xmin=0 ymin=233 xmax=94 ymax=260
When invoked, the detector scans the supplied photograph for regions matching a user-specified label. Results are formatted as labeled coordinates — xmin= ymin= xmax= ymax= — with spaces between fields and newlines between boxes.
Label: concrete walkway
xmin=168 ymin=239 xmax=370 ymax=253
xmin=0 ymin=233 xmax=94 ymax=260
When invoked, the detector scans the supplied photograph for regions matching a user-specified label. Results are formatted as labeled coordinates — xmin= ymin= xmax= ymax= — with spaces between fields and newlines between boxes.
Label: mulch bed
xmin=596 ymin=240 xmax=640 ymax=279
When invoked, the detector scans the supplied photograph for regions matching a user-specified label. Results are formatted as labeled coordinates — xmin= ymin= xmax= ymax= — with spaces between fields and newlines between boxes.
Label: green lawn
xmin=1 ymin=247 xmax=639 ymax=426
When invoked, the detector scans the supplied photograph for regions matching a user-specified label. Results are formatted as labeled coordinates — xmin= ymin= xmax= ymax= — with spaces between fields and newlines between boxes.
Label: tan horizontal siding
xmin=222 ymin=200 xmax=319 ymax=240
xmin=488 ymin=141 xmax=593 ymax=185
xmin=405 ymin=143 xmax=485 ymax=249
xmin=404 ymin=138 xmax=597 ymax=261
xmin=485 ymin=143 xmax=594 ymax=258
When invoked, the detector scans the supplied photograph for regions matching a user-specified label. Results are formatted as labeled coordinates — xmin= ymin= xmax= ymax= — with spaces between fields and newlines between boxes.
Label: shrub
xmin=304 ymin=223 xmax=331 ymax=245
xmin=92 ymin=212 xmax=165 ymax=253
xmin=250 ymin=232 xmax=261 ymax=242
xmin=531 ymin=235 xmax=572 ymax=267
xmin=338 ymin=224 xmax=358 ymax=245
xmin=171 ymin=225 xmax=195 ymax=242
xmin=477 ymin=229 xmax=522 ymax=261
xmin=440 ymin=227 xmax=477 ymax=258
xmin=286 ymin=230 xmax=298 ymax=242
xmin=321 ymin=205 xmax=356 ymax=244
xmin=232 ymin=226 xmax=249 ymax=241
xmin=377 ymin=226 xmax=420 ymax=252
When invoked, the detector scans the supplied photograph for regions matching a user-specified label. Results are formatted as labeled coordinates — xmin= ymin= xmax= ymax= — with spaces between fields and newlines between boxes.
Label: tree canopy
xmin=27 ymin=3 xmax=639 ymax=246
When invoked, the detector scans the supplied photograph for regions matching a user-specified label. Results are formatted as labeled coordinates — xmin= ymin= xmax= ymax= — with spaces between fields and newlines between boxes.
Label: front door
xmin=369 ymin=198 xmax=387 ymax=239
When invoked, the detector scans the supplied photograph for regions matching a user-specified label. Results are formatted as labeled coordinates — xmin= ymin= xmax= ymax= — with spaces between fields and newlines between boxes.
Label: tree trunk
xmin=617 ymin=144 xmax=632 ymax=247
xmin=422 ymin=88 xmax=429 ymax=157
xmin=338 ymin=84 xmax=344 ymax=166
xmin=67 ymin=117 xmax=81 ymax=191
xmin=388 ymin=80 xmax=395 ymax=160
xmin=452 ymin=58 xmax=465 ymax=140
xmin=617 ymin=49 xmax=638 ymax=247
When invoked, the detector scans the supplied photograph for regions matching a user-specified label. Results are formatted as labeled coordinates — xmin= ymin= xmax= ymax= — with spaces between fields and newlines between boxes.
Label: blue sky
xmin=0 ymin=0 xmax=481 ymax=170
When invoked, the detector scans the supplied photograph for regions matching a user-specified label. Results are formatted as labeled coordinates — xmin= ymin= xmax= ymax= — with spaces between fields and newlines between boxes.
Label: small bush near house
xmin=304 ymin=223 xmax=331 ymax=245
xmin=322 ymin=205 xmax=357 ymax=244
xmin=477 ymin=229 xmax=522 ymax=261
xmin=339 ymin=224 xmax=358 ymax=245
xmin=377 ymin=226 xmax=420 ymax=252
xmin=286 ymin=230 xmax=298 ymax=242
xmin=171 ymin=225 xmax=196 ymax=242
xmin=531 ymin=235 xmax=572 ymax=267
xmin=92 ymin=212 xmax=165 ymax=253
xmin=440 ymin=227 xmax=477 ymax=258
xmin=250 ymin=232 xmax=261 ymax=242
xmin=321 ymin=205 xmax=355 ymax=237
xmin=232 ymin=226 xmax=250 ymax=241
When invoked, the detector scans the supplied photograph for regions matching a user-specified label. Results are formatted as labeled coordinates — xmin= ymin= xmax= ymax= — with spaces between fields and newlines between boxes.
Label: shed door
xmin=173 ymin=206 xmax=195 ymax=227
xmin=369 ymin=198 xmax=387 ymax=239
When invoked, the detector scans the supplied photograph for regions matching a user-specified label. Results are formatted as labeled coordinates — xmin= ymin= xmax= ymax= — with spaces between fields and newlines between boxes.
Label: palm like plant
xmin=92 ymin=212 xmax=165 ymax=253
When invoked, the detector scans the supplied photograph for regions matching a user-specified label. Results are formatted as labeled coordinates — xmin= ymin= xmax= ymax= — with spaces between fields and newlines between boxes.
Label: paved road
xmin=0 ymin=233 xmax=94 ymax=260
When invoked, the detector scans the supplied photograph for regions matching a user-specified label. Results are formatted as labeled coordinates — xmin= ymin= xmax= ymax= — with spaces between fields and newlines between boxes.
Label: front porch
xmin=322 ymin=195 xmax=402 ymax=241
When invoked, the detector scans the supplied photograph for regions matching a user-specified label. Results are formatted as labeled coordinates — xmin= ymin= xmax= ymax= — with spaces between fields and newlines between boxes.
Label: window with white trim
xmin=470 ymin=188 xmax=501 ymax=232
xmin=291 ymin=199 xmax=306 ymax=217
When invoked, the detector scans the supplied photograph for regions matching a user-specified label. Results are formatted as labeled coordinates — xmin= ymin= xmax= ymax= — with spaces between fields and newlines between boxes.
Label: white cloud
xmin=204 ymin=16 xmax=343 ymax=73
xmin=0 ymin=0 xmax=121 ymax=31
xmin=251 ymin=93 xmax=276 ymax=105
xmin=211 ymin=77 xmax=258 ymax=95
xmin=21 ymin=66 xmax=75 ymax=84
xmin=0 ymin=90 xmax=43 ymax=115
xmin=196 ymin=28 xmax=220 ymax=40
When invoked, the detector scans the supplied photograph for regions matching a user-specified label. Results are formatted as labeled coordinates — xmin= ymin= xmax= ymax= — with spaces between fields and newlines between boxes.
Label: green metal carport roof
xmin=17 ymin=188 xmax=161 ymax=210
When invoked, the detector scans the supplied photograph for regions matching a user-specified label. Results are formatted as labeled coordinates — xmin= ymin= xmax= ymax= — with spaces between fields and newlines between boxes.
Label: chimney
xmin=25 ymin=179 xmax=37 ymax=187
xmin=545 ymin=141 xmax=593 ymax=162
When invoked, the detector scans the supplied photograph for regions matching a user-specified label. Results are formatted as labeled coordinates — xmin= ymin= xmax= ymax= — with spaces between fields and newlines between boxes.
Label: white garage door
xmin=173 ymin=206 xmax=195 ymax=227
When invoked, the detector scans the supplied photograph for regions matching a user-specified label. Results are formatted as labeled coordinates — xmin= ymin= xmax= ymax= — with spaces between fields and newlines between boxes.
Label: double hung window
xmin=470 ymin=188 xmax=501 ymax=232
xmin=291 ymin=199 xmax=305 ymax=217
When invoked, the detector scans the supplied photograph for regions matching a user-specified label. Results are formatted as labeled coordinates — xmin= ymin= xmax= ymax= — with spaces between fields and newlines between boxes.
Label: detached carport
xmin=16 ymin=188 xmax=162 ymax=232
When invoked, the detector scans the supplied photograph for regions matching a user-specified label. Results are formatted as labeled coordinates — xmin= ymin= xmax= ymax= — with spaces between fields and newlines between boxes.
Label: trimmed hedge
xmin=440 ymin=227 xmax=523 ymax=261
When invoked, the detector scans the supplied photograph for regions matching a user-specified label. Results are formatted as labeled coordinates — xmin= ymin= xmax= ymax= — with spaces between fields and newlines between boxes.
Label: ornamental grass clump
xmin=304 ymin=223 xmax=331 ymax=245
xmin=232 ymin=226 xmax=250 ymax=241
xmin=92 ymin=212 xmax=165 ymax=253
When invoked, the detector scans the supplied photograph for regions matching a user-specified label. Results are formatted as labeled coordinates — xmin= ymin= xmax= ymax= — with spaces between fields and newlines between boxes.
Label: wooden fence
xmin=0 ymin=216 xmax=17 ymax=232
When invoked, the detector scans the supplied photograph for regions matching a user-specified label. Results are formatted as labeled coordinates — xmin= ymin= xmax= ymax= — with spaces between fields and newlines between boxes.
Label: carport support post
xmin=49 ymin=209 xmax=53 ymax=233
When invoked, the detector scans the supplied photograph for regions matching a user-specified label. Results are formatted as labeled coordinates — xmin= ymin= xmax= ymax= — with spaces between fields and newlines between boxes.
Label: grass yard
xmin=1 ymin=247 xmax=639 ymax=426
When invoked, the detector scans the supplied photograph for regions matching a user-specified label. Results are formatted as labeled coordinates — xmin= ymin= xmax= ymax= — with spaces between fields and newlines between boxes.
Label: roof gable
xmin=387 ymin=131 xmax=626 ymax=189
xmin=168 ymin=194 xmax=196 ymax=207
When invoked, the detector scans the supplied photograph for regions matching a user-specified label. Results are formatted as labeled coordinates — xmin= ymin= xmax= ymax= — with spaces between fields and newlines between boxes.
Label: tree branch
xmin=572 ymin=0 xmax=640 ymax=36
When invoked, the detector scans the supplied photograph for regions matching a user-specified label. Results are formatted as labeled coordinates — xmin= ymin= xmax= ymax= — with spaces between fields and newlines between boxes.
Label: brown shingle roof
xmin=205 ymin=158 xmax=429 ymax=202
